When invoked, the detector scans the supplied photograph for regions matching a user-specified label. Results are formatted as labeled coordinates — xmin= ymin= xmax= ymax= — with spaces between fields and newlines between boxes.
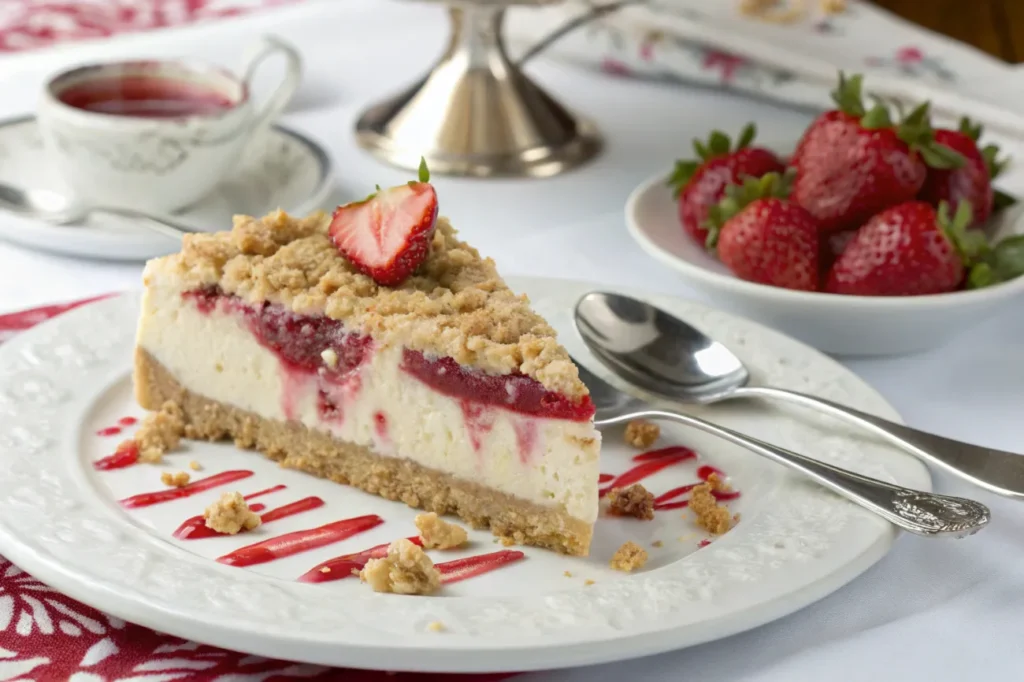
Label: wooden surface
xmin=872 ymin=0 xmax=1021 ymax=62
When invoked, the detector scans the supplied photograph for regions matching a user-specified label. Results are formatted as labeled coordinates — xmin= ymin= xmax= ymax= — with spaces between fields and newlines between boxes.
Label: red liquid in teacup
xmin=59 ymin=75 xmax=235 ymax=118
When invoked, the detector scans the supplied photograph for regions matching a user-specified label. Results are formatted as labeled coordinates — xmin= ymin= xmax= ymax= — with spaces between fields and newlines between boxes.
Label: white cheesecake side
xmin=135 ymin=282 xmax=601 ymax=527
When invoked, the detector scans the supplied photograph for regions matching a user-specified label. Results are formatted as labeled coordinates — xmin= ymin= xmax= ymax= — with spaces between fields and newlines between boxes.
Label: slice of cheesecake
xmin=134 ymin=209 xmax=601 ymax=555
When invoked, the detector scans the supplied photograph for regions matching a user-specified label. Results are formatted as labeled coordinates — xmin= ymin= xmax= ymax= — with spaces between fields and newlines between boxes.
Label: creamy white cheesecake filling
xmin=136 ymin=285 xmax=601 ymax=524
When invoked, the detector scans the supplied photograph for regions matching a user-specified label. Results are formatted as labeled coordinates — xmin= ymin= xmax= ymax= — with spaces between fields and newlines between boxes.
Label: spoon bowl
xmin=0 ymin=181 xmax=192 ymax=240
xmin=575 ymin=290 xmax=1024 ymax=499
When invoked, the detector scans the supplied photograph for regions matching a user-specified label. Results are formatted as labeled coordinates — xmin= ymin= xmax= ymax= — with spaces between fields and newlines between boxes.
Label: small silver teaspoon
xmin=577 ymin=359 xmax=989 ymax=537
xmin=0 ymin=183 xmax=192 ymax=240
xmin=575 ymin=291 xmax=1024 ymax=499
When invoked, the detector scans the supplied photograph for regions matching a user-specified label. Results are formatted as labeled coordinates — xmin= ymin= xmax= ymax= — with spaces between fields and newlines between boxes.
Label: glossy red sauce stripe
xmin=631 ymin=446 xmax=697 ymax=462
xmin=599 ymin=453 xmax=691 ymax=497
xmin=598 ymin=473 xmax=615 ymax=484
xmin=120 ymin=470 xmax=253 ymax=509
xmin=173 ymin=495 xmax=319 ymax=540
xmin=297 ymin=536 xmax=423 ymax=583
xmin=437 ymin=550 xmax=526 ymax=584
xmin=217 ymin=515 xmax=384 ymax=567
xmin=93 ymin=442 xmax=139 ymax=471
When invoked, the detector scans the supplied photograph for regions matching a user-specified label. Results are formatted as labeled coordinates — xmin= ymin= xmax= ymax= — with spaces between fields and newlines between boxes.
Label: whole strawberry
xmin=825 ymin=200 xmax=984 ymax=296
xmin=329 ymin=158 xmax=439 ymax=287
xmin=668 ymin=124 xmax=785 ymax=246
xmin=706 ymin=172 xmax=821 ymax=291
xmin=918 ymin=117 xmax=1011 ymax=228
xmin=789 ymin=73 xmax=964 ymax=234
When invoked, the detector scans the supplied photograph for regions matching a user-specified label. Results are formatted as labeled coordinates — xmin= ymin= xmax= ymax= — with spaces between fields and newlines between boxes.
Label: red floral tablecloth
xmin=0 ymin=0 xmax=305 ymax=53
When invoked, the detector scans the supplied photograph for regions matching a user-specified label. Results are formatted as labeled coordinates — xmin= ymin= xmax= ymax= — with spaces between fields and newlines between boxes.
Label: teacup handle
xmin=240 ymin=35 xmax=302 ymax=131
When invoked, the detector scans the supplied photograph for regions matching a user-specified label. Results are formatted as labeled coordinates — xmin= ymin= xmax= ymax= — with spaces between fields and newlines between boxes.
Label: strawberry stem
xmin=968 ymin=235 xmax=1024 ymax=289
xmin=418 ymin=157 xmax=431 ymax=183
xmin=830 ymin=72 xmax=866 ymax=118
xmin=704 ymin=169 xmax=795 ymax=249
xmin=666 ymin=124 xmax=759 ymax=196
xmin=937 ymin=200 xmax=986 ymax=265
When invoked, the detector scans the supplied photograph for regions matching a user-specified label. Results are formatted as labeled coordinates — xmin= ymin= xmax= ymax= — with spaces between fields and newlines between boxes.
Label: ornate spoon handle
xmin=735 ymin=386 xmax=1024 ymax=500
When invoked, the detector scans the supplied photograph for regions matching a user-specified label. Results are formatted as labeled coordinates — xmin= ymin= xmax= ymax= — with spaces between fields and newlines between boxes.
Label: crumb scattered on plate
xmin=691 ymin=474 xmax=734 ymax=535
xmin=584 ymin=579 xmax=596 ymax=586
xmin=607 ymin=484 xmax=655 ymax=520
xmin=360 ymin=539 xmax=441 ymax=595
xmin=563 ymin=570 xmax=573 ymax=578
xmin=415 ymin=512 xmax=468 ymax=550
xmin=204 ymin=491 xmax=262 ymax=535
xmin=188 ymin=460 xmax=202 ymax=471
xmin=610 ymin=541 xmax=648 ymax=572
xmin=160 ymin=471 xmax=190 ymax=488
xmin=651 ymin=540 xmax=663 ymax=548
xmin=624 ymin=419 xmax=659 ymax=449
xmin=427 ymin=621 xmax=445 ymax=632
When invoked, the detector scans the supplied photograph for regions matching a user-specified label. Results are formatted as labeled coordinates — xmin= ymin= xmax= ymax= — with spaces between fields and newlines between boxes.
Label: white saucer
xmin=0 ymin=276 xmax=930 ymax=673
xmin=0 ymin=116 xmax=334 ymax=261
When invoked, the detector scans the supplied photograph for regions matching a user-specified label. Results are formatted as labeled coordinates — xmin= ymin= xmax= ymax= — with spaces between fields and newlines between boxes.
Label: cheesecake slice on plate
xmin=133 ymin=171 xmax=601 ymax=555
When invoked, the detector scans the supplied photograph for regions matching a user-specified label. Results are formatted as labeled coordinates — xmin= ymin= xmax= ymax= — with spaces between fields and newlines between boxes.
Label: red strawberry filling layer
xmin=183 ymin=288 xmax=594 ymax=424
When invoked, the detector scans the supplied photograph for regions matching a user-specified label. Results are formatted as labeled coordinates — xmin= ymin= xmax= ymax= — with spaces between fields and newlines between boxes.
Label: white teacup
xmin=37 ymin=36 xmax=302 ymax=214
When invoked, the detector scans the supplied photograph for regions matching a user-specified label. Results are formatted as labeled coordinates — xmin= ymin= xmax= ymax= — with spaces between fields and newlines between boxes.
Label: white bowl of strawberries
xmin=627 ymin=74 xmax=1024 ymax=357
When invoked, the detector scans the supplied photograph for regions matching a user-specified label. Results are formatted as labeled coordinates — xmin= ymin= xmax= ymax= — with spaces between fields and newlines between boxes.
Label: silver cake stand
xmin=355 ymin=0 xmax=603 ymax=179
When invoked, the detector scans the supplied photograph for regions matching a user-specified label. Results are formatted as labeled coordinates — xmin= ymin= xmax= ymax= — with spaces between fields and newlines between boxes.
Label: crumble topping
xmin=204 ymin=492 xmax=262 ymax=535
xmin=134 ymin=400 xmax=185 ymax=463
xmin=690 ymin=474 xmax=733 ymax=535
xmin=624 ymin=420 xmax=659 ymax=449
xmin=143 ymin=211 xmax=587 ymax=398
xmin=160 ymin=471 xmax=190 ymax=487
xmin=415 ymin=512 xmax=468 ymax=550
xmin=610 ymin=541 xmax=648 ymax=572
xmin=607 ymin=484 xmax=655 ymax=520
xmin=360 ymin=539 xmax=441 ymax=595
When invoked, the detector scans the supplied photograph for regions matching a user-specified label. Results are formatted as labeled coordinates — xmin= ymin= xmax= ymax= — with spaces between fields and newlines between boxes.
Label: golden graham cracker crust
xmin=134 ymin=348 xmax=593 ymax=556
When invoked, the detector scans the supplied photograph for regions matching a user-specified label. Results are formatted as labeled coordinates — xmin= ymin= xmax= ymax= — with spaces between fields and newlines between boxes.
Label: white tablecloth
xmin=1 ymin=2 xmax=1022 ymax=680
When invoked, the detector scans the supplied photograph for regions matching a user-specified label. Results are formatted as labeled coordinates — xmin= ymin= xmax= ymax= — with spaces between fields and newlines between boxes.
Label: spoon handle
xmin=92 ymin=207 xmax=192 ymax=240
xmin=735 ymin=386 xmax=1024 ymax=500
xmin=632 ymin=408 xmax=990 ymax=538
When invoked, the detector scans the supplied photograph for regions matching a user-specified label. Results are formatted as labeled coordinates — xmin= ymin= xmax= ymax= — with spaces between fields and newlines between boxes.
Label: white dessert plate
xmin=0 ymin=116 xmax=334 ymax=261
xmin=626 ymin=173 xmax=1024 ymax=356
xmin=0 ymin=276 xmax=929 ymax=673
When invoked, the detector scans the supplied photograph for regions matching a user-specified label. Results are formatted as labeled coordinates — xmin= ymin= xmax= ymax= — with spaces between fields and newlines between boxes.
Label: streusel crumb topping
xmin=143 ymin=211 xmax=587 ymax=397
xmin=415 ymin=512 xmax=468 ymax=550
xmin=360 ymin=539 xmax=441 ymax=595
xmin=204 ymin=492 xmax=262 ymax=535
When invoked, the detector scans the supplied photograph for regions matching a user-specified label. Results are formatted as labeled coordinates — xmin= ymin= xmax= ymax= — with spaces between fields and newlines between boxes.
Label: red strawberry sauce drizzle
xmin=173 ymin=495 xmax=323 ymax=540
xmin=298 ymin=541 xmax=526 ymax=585
xmin=297 ymin=536 xmax=423 ymax=583
xmin=94 ymin=415 xmax=140 ymax=438
xmin=400 ymin=350 xmax=595 ymax=422
xmin=216 ymin=515 xmax=384 ymax=567
xmin=599 ymin=447 xmax=740 ymax=510
xmin=93 ymin=441 xmax=139 ymax=470
xmin=119 ymin=470 xmax=254 ymax=509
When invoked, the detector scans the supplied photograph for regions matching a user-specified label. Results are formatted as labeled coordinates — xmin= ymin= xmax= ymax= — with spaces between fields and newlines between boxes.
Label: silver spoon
xmin=0 ymin=183 xmax=192 ymax=240
xmin=575 ymin=291 xmax=1024 ymax=499
xmin=577 ymin=359 xmax=989 ymax=538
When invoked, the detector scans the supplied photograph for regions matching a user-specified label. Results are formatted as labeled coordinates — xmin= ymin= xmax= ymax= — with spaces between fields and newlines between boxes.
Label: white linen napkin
xmin=506 ymin=0 xmax=1024 ymax=138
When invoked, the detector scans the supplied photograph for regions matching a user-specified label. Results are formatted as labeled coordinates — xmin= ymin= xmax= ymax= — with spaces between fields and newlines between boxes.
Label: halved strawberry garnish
xmin=329 ymin=158 xmax=439 ymax=286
